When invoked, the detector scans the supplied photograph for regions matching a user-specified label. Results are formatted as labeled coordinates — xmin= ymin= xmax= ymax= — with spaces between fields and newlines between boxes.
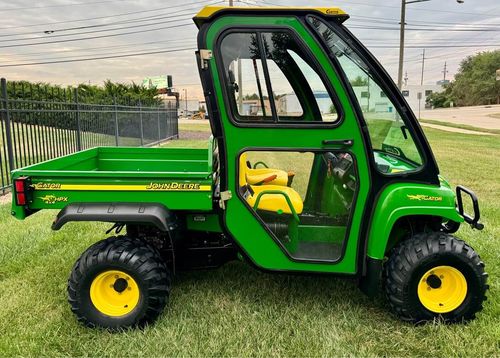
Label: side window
xmin=261 ymin=33 xmax=337 ymax=122
xmin=220 ymin=30 xmax=340 ymax=124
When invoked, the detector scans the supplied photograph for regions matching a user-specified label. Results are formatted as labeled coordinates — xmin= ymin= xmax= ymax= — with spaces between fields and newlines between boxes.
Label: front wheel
xmin=385 ymin=232 xmax=488 ymax=323
xmin=68 ymin=236 xmax=171 ymax=329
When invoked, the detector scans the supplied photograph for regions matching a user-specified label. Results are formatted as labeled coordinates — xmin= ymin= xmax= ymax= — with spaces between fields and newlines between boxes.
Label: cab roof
xmin=193 ymin=5 xmax=349 ymax=28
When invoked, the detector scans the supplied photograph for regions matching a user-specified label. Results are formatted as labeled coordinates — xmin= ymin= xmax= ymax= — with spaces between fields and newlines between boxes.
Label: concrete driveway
xmin=421 ymin=104 xmax=500 ymax=130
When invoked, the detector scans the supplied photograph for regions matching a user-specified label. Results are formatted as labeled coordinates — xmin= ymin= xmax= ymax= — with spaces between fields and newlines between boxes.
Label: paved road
xmin=420 ymin=104 xmax=500 ymax=130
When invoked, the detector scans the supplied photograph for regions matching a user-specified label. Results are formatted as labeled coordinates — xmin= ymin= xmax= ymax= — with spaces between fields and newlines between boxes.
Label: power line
xmin=1 ymin=44 xmax=197 ymax=64
xmin=0 ymin=13 xmax=182 ymax=39
xmin=368 ymin=44 xmax=499 ymax=48
xmin=0 ymin=47 xmax=197 ymax=68
xmin=348 ymin=25 xmax=500 ymax=32
xmin=0 ymin=16 xmax=194 ymax=43
xmin=0 ymin=0 xmax=135 ymax=12
xmin=0 ymin=0 xmax=215 ymax=30
xmin=0 ymin=22 xmax=194 ymax=49
xmin=0 ymin=38 xmax=194 ymax=59
xmin=0 ymin=1 xmax=221 ymax=38
xmin=257 ymin=0 xmax=500 ymax=18
xmin=353 ymin=14 xmax=500 ymax=27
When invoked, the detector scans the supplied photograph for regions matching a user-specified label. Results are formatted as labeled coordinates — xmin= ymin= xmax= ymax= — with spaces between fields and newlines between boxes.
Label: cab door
xmin=199 ymin=14 xmax=370 ymax=274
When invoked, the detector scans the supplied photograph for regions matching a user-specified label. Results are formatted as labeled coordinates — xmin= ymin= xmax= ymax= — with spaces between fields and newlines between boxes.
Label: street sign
xmin=142 ymin=75 xmax=172 ymax=89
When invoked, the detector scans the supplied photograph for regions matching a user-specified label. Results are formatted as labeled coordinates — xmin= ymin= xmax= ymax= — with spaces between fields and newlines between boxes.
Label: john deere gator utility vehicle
xmin=10 ymin=6 xmax=488 ymax=329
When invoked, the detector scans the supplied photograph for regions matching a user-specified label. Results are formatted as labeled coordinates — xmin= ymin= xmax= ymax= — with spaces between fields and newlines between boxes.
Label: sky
xmin=0 ymin=0 xmax=499 ymax=100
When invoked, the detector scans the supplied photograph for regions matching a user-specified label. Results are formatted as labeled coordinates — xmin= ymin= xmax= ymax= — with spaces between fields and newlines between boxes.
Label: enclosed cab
xmin=10 ymin=6 xmax=487 ymax=329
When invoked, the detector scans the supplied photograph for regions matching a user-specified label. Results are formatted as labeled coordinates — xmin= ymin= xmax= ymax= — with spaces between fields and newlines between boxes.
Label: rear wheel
xmin=385 ymin=232 xmax=488 ymax=323
xmin=68 ymin=236 xmax=170 ymax=329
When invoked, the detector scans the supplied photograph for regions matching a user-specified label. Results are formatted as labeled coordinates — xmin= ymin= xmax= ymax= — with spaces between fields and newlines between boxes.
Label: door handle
xmin=322 ymin=139 xmax=354 ymax=146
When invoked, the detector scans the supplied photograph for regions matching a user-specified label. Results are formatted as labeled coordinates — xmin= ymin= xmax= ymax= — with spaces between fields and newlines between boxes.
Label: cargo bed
xmin=11 ymin=139 xmax=216 ymax=218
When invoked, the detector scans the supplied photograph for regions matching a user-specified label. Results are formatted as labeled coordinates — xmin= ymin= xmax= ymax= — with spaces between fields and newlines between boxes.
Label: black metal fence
xmin=0 ymin=78 xmax=179 ymax=194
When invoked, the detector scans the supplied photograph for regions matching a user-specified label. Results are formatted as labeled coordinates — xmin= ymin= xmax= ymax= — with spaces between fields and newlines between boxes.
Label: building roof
xmin=193 ymin=6 xmax=348 ymax=28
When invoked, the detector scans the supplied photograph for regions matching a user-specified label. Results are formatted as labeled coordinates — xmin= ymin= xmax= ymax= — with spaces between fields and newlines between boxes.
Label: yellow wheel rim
xmin=90 ymin=270 xmax=140 ymax=317
xmin=417 ymin=265 xmax=467 ymax=313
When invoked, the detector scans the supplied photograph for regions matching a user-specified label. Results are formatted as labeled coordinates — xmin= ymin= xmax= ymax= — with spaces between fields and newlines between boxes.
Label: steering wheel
xmin=323 ymin=152 xmax=355 ymax=189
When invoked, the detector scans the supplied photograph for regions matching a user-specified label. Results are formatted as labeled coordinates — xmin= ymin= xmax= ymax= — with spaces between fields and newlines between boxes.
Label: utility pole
xmin=183 ymin=89 xmax=188 ymax=117
xmin=420 ymin=49 xmax=425 ymax=86
xmin=442 ymin=62 xmax=448 ymax=82
xmin=229 ymin=0 xmax=233 ymax=6
xmin=397 ymin=0 xmax=407 ymax=90
xmin=397 ymin=0 xmax=463 ymax=90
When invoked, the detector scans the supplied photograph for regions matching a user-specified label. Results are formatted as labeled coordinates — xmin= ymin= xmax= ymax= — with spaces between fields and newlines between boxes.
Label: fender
xmin=366 ymin=183 xmax=463 ymax=261
xmin=51 ymin=203 xmax=177 ymax=232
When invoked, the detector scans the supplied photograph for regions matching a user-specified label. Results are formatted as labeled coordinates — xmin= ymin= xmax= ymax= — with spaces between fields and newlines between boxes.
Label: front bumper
xmin=456 ymin=185 xmax=484 ymax=230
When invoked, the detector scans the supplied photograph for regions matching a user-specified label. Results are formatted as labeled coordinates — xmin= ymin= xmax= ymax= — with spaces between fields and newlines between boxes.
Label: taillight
xmin=14 ymin=177 xmax=29 ymax=206
xmin=15 ymin=180 xmax=25 ymax=192
xmin=16 ymin=192 xmax=26 ymax=205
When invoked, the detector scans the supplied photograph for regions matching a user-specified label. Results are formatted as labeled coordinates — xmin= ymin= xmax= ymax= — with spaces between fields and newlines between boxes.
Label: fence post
xmin=74 ymin=88 xmax=82 ymax=151
xmin=113 ymin=96 xmax=119 ymax=146
xmin=139 ymin=100 xmax=144 ymax=146
xmin=157 ymin=106 xmax=161 ymax=142
xmin=1 ymin=78 xmax=15 ymax=172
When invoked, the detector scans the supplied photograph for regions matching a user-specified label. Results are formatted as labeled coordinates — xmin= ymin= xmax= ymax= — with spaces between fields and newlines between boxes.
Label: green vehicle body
xmin=10 ymin=6 xmax=481 ymax=295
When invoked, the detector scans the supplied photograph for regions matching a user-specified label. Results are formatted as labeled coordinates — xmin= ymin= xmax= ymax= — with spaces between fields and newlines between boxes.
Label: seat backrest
xmin=239 ymin=152 xmax=248 ymax=187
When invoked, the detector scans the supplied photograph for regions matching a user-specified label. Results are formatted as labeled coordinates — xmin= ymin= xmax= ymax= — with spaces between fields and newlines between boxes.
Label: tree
xmin=243 ymin=93 xmax=260 ymax=100
xmin=451 ymin=50 xmax=500 ymax=106
xmin=7 ymin=79 xmax=161 ymax=106
xmin=350 ymin=76 xmax=368 ymax=87
xmin=426 ymin=83 xmax=454 ymax=108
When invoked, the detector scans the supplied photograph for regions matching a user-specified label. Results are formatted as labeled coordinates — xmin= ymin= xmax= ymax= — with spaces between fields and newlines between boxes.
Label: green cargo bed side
xmin=11 ymin=140 xmax=216 ymax=219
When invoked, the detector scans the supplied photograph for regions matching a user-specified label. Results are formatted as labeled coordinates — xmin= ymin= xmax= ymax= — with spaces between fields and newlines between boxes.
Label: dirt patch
xmin=0 ymin=192 xmax=11 ymax=205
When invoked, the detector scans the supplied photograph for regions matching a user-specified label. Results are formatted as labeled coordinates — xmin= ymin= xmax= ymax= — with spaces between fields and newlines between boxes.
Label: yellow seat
xmin=239 ymin=153 xmax=303 ymax=215
xmin=240 ymin=153 xmax=291 ymax=186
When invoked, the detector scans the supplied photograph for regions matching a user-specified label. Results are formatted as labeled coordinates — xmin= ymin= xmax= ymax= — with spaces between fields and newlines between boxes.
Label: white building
xmin=352 ymin=84 xmax=444 ymax=116
xmin=401 ymin=84 xmax=444 ymax=113
xmin=278 ymin=92 xmax=336 ymax=116
xmin=179 ymin=99 xmax=203 ymax=117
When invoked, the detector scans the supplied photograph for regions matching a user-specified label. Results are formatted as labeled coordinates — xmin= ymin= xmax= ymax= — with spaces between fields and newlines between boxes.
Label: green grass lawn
xmin=0 ymin=125 xmax=498 ymax=357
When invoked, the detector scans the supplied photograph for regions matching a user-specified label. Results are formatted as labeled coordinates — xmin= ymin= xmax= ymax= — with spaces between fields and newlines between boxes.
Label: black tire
xmin=385 ymin=232 xmax=488 ymax=323
xmin=68 ymin=236 xmax=171 ymax=329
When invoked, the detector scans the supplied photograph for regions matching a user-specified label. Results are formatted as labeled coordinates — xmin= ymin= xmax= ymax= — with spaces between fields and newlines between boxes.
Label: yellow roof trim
xmin=194 ymin=5 xmax=347 ymax=21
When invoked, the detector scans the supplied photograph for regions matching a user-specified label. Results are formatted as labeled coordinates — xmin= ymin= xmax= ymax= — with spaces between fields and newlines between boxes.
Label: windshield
xmin=307 ymin=16 xmax=423 ymax=173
